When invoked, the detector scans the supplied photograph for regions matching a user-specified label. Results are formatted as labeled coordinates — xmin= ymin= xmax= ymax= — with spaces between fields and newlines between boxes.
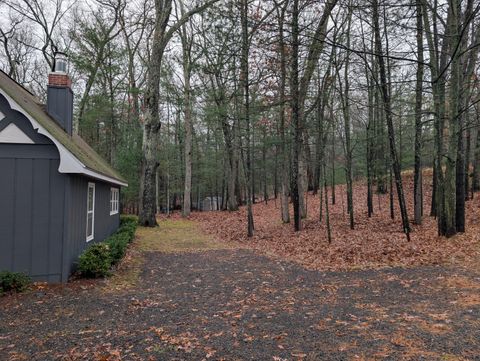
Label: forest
xmin=2 ymin=1 xmax=480 ymax=359
xmin=1 ymin=0 xmax=480 ymax=241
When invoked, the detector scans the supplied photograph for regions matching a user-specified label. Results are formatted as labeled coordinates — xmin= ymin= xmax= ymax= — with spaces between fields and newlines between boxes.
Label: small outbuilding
xmin=0 ymin=53 xmax=127 ymax=282
xmin=199 ymin=196 xmax=222 ymax=211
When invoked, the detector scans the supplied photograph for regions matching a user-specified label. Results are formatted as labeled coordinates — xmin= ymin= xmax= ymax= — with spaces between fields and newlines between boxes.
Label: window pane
xmin=87 ymin=214 xmax=93 ymax=237
xmin=110 ymin=189 xmax=119 ymax=214
xmin=88 ymin=187 xmax=94 ymax=211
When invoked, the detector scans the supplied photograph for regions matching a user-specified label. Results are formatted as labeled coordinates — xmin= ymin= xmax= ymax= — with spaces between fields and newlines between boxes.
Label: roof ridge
xmin=0 ymin=69 xmax=127 ymax=186
xmin=0 ymin=69 xmax=38 ymax=99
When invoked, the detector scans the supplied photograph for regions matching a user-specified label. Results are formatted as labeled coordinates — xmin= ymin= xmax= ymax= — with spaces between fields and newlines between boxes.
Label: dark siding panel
xmin=65 ymin=176 xmax=88 ymax=274
xmin=0 ymin=144 xmax=59 ymax=159
xmin=0 ymin=145 xmax=65 ymax=281
xmin=0 ymin=90 xmax=122 ymax=281
xmin=0 ymin=159 xmax=15 ymax=271
xmin=66 ymin=177 xmax=120 ymax=274
xmin=46 ymin=86 xmax=73 ymax=135
xmin=48 ymin=159 xmax=64 ymax=278
xmin=94 ymin=182 xmax=120 ymax=241
xmin=13 ymin=159 xmax=33 ymax=274
xmin=31 ymin=159 xmax=50 ymax=276
xmin=61 ymin=177 xmax=71 ymax=282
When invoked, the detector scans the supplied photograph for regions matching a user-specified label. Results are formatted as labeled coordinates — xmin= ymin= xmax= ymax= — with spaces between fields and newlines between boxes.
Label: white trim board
xmin=86 ymin=182 xmax=95 ymax=242
xmin=0 ymin=123 xmax=34 ymax=144
xmin=0 ymin=88 xmax=127 ymax=187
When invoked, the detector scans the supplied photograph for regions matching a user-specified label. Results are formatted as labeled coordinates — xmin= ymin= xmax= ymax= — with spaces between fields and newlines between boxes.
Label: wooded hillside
xmin=2 ymin=0 xmax=480 ymax=239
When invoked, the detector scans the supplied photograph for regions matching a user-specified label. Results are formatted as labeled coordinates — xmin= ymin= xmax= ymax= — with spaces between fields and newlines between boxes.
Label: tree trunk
xmin=473 ymin=123 xmax=480 ymax=192
xmin=324 ymin=163 xmax=332 ymax=244
xmin=138 ymin=0 xmax=219 ymax=226
xmin=337 ymin=7 xmax=354 ymax=230
xmin=290 ymin=0 xmax=301 ymax=231
xmin=180 ymin=15 xmax=193 ymax=217
xmin=331 ymin=122 xmax=336 ymax=205
xmin=413 ymin=0 xmax=424 ymax=225
xmin=290 ymin=0 xmax=338 ymax=231
xmin=373 ymin=0 xmax=411 ymax=240
xmin=366 ymin=72 xmax=374 ymax=217
xmin=262 ymin=126 xmax=268 ymax=204
xmin=449 ymin=0 xmax=462 ymax=234
xmin=277 ymin=2 xmax=290 ymax=223
xmin=240 ymin=0 xmax=254 ymax=237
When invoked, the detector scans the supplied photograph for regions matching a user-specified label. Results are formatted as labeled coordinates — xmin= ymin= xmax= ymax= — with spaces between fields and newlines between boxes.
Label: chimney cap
xmin=53 ymin=51 xmax=68 ymax=73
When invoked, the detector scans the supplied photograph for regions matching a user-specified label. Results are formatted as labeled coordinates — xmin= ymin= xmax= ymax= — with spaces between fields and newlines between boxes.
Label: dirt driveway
xmin=1 ymin=220 xmax=479 ymax=360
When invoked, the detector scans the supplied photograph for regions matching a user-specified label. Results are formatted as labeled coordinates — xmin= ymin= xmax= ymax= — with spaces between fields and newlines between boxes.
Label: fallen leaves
xmin=149 ymin=326 xmax=218 ymax=359
xmin=192 ymin=173 xmax=480 ymax=272
xmin=456 ymin=293 xmax=480 ymax=307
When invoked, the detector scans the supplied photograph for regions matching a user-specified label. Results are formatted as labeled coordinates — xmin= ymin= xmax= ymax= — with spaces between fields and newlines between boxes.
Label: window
xmin=110 ymin=188 xmax=119 ymax=215
xmin=86 ymin=183 xmax=95 ymax=242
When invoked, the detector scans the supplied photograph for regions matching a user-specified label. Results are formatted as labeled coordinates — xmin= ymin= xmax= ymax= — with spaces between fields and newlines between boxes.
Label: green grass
xmin=105 ymin=219 xmax=231 ymax=291
xmin=136 ymin=219 xmax=232 ymax=253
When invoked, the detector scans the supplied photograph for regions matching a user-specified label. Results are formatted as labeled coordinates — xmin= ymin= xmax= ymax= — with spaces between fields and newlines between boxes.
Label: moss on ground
xmin=105 ymin=219 xmax=233 ymax=291
xmin=136 ymin=219 xmax=232 ymax=253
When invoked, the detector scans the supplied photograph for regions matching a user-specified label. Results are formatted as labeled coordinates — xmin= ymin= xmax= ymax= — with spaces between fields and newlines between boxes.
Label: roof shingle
xmin=0 ymin=70 xmax=127 ymax=186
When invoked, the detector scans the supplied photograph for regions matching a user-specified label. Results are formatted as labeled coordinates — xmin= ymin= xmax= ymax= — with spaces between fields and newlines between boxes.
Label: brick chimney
xmin=47 ymin=52 xmax=73 ymax=135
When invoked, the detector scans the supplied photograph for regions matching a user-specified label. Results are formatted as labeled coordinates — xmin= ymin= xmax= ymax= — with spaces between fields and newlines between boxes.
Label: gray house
xmin=0 ymin=53 xmax=127 ymax=283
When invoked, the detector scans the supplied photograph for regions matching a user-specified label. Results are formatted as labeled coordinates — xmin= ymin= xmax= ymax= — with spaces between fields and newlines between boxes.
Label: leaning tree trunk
xmin=290 ymin=0 xmax=338 ymax=231
xmin=342 ymin=7 xmax=354 ymax=230
xmin=421 ymin=0 xmax=452 ymax=236
xmin=456 ymin=2 xmax=479 ymax=228
xmin=373 ymin=0 xmax=411 ymax=240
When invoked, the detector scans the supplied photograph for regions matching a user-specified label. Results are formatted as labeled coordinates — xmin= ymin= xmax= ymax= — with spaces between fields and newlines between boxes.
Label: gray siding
xmin=63 ymin=176 xmax=120 ymax=278
xmin=46 ymin=86 xmax=73 ymax=135
xmin=0 ymin=94 xmax=66 ymax=282
xmin=0 ymin=93 xmax=121 ymax=283
xmin=0 ymin=148 xmax=65 ymax=283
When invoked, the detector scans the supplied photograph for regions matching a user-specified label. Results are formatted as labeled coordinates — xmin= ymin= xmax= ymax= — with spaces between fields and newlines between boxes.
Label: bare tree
xmin=5 ymin=0 xmax=72 ymax=68
xmin=139 ymin=0 xmax=219 ymax=227
xmin=177 ymin=0 xmax=195 ymax=217
xmin=372 ymin=0 xmax=411 ymax=240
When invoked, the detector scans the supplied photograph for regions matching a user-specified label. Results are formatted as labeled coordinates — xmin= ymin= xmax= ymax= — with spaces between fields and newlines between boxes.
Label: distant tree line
xmin=1 ymin=0 xmax=479 ymax=239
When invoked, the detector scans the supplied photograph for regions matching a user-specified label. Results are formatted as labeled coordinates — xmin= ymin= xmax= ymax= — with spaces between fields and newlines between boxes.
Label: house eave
xmin=0 ymin=88 xmax=128 ymax=188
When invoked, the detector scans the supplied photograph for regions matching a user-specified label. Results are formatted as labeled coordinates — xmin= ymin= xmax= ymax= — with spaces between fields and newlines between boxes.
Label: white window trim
xmin=110 ymin=187 xmax=119 ymax=215
xmin=86 ymin=182 xmax=95 ymax=242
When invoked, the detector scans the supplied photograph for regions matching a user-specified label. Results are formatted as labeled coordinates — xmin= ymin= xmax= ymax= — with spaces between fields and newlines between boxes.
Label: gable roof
xmin=0 ymin=70 xmax=127 ymax=187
